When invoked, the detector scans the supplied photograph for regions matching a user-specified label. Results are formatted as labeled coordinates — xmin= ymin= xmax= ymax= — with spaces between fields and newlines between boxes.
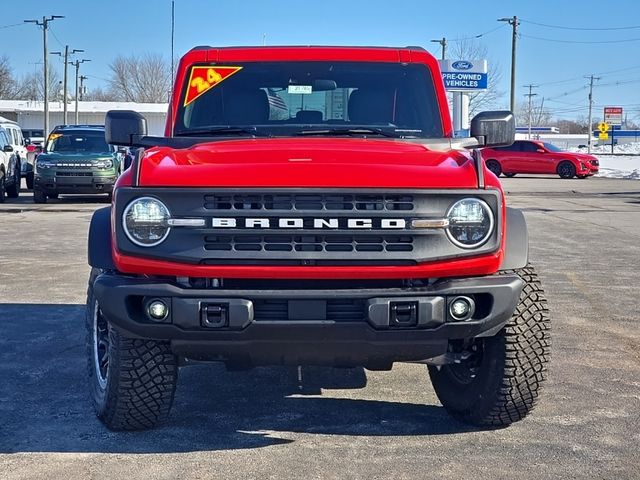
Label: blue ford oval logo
xmin=452 ymin=61 xmax=473 ymax=70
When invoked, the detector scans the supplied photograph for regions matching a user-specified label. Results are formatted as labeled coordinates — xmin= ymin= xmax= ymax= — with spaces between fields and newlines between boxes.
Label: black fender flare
xmin=88 ymin=207 xmax=115 ymax=270
xmin=500 ymin=207 xmax=529 ymax=270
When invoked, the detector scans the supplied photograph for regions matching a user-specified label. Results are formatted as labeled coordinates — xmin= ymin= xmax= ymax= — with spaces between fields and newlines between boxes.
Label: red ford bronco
xmin=87 ymin=46 xmax=550 ymax=430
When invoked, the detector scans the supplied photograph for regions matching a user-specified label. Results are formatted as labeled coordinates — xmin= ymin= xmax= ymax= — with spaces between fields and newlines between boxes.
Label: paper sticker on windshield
xmin=287 ymin=85 xmax=312 ymax=95
xmin=184 ymin=66 xmax=243 ymax=106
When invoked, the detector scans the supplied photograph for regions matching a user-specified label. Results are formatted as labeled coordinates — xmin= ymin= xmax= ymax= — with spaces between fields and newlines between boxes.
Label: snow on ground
xmin=570 ymin=142 xmax=640 ymax=180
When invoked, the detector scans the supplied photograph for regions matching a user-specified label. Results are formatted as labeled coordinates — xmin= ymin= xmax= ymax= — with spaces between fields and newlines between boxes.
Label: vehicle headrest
xmin=348 ymin=88 xmax=394 ymax=125
xmin=295 ymin=110 xmax=323 ymax=123
xmin=225 ymin=89 xmax=269 ymax=125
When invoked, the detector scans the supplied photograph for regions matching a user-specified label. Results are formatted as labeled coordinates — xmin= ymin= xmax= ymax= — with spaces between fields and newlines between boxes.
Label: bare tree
xmin=84 ymin=86 xmax=120 ymax=102
xmin=516 ymin=97 xmax=552 ymax=128
xmin=108 ymin=53 xmax=171 ymax=103
xmin=0 ymin=56 xmax=17 ymax=99
xmin=13 ymin=69 xmax=61 ymax=102
xmin=449 ymin=39 xmax=504 ymax=116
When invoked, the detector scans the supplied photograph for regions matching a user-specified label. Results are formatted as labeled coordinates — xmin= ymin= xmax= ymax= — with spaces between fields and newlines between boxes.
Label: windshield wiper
xmin=174 ymin=126 xmax=268 ymax=137
xmin=296 ymin=127 xmax=404 ymax=138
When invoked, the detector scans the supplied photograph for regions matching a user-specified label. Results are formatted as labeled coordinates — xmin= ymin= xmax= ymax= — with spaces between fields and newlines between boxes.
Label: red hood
xmin=138 ymin=138 xmax=479 ymax=189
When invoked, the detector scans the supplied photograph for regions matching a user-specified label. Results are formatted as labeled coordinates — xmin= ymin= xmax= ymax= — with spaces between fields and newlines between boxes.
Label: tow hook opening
xmin=200 ymin=303 xmax=229 ymax=328
xmin=389 ymin=301 xmax=419 ymax=328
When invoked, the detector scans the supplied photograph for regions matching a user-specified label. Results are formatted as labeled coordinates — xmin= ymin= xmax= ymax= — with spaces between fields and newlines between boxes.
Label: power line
xmin=521 ymin=19 xmax=640 ymax=31
xmin=450 ymin=24 xmax=508 ymax=42
xmin=0 ymin=22 xmax=26 ymax=29
xmin=520 ymin=33 xmax=640 ymax=44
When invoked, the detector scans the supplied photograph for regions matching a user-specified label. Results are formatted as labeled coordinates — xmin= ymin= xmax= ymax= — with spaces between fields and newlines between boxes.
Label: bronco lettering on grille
xmin=210 ymin=218 xmax=407 ymax=229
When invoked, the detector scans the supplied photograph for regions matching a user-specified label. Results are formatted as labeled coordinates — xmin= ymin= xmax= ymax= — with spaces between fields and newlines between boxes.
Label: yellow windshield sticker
xmin=184 ymin=66 xmax=243 ymax=106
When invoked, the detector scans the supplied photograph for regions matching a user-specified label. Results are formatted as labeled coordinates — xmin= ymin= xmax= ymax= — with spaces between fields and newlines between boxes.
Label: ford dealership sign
xmin=439 ymin=59 xmax=488 ymax=91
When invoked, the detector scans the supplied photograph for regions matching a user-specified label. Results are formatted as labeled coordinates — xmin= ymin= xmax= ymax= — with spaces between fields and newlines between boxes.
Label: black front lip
xmin=93 ymin=273 xmax=523 ymax=366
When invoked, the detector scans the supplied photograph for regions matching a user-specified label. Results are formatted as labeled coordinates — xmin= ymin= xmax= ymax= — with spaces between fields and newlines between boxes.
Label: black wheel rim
xmin=93 ymin=302 xmax=110 ymax=389
xmin=487 ymin=162 xmax=500 ymax=176
xmin=559 ymin=163 xmax=573 ymax=177
xmin=444 ymin=342 xmax=483 ymax=385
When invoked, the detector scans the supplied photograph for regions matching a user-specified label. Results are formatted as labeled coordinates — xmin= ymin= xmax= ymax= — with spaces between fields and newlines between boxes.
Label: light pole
xmin=585 ymin=75 xmax=600 ymax=154
xmin=430 ymin=37 xmax=447 ymax=60
xmin=24 ymin=15 xmax=64 ymax=138
xmin=498 ymin=16 xmax=519 ymax=113
xmin=524 ymin=84 xmax=538 ymax=139
xmin=51 ymin=46 xmax=84 ymax=124
xmin=71 ymin=59 xmax=91 ymax=124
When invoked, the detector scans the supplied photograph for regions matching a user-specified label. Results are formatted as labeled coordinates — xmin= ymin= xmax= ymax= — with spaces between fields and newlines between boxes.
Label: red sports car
xmin=482 ymin=140 xmax=599 ymax=179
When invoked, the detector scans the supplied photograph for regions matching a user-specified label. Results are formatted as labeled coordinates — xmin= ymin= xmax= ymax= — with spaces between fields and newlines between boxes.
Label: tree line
xmin=0 ymin=53 xmax=172 ymax=104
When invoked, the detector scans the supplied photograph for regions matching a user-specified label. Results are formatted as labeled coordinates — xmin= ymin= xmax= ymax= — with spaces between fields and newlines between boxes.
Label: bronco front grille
xmin=114 ymin=188 xmax=502 ymax=266
xmin=204 ymin=193 xmax=414 ymax=211
xmin=204 ymin=234 xmax=414 ymax=253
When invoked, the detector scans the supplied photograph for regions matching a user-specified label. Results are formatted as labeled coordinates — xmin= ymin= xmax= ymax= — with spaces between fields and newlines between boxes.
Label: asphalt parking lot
xmin=0 ymin=176 xmax=639 ymax=479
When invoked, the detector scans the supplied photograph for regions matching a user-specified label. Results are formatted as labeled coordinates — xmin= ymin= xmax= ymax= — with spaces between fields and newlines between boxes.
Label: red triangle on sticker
xmin=184 ymin=66 xmax=243 ymax=106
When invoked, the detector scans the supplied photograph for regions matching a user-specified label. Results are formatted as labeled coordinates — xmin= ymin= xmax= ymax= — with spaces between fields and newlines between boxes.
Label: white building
xmin=0 ymin=100 xmax=168 ymax=136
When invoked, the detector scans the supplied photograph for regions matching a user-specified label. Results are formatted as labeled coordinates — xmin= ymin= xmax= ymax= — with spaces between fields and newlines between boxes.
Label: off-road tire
xmin=428 ymin=264 xmax=550 ymax=426
xmin=557 ymin=161 xmax=576 ymax=179
xmin=486 ymin=160 xmax=502 ymax=177
xmin=33 ymin=188 xmax=47 ymax=204
xmin=86 ymin=275 xmax=178 ymax=431
xmin=6 ymin=163 xmax=20 ymax=198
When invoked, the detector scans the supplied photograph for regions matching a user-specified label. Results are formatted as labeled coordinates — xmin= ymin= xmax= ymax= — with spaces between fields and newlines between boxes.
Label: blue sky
xmin=2 ymin=0 xmax=639 ymax=121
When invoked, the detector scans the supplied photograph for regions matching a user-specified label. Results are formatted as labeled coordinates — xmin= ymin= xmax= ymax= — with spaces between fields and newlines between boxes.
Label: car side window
xmin=0 ymin=131 xmax=7 ymax=149
xmin=520 ymin=142 xmax=538 ymax=153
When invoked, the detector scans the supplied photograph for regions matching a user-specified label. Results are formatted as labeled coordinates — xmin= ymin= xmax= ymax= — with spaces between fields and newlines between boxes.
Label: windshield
xmin=176 ymin=61 xmax=444 ymax=138
xmin=47 ymin=131 xmax=111 ymax=154
xmin=542 ymin=142 xmax=563 ymax=153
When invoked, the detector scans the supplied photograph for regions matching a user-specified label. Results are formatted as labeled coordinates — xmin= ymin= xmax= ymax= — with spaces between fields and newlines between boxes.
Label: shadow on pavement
xmin=0 ymin=303 xmax=478 ymax=454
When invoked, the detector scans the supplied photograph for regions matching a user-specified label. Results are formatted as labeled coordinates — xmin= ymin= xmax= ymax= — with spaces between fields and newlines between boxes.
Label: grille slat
xmin=254 ymin=299 xmax=366 ymax=322
xmin=204 ymin=193 xmax=414 ymax=211
xmin=204 ymin=234 xmax=414 ymax=253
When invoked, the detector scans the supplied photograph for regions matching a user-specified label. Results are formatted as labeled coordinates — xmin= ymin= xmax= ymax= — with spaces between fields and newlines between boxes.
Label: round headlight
xmin=123 ymin=197 xmax=171 ymax=247
xmin=446 ymin=198 xmax=494 ymax=248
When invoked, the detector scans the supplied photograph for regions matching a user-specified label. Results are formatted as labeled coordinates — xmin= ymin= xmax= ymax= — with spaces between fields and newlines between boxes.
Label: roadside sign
xmin=439 ymin=60 xmax=488 ymax=91
xmin=604 ymin=107 xmax=623 ymax=126
xmin=599 ymin=132 xmax=609 ymax=140
xmin=598 ymin=122 xmax=609 ymax=134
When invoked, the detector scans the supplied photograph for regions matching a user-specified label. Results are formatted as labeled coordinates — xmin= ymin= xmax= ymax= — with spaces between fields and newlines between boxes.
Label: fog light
xmin=147 ymin=299 xmax=169 ymax=321
xmin=449 ymin=296 xmax=475 ymax=321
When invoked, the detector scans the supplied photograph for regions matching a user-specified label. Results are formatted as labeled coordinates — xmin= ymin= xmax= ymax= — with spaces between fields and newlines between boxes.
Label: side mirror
xmin=3 ymin=145 xmax=14 ymax=153
xmin=105 ymin=110 xmax=147 ymax=146
xmin=471 ymin=111 xmax=515 ymax=148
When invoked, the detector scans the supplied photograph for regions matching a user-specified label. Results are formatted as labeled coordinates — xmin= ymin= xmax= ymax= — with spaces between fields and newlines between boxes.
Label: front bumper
xmin=35 ymin=173 xmax=116 ymax=194
xmin=94 ymin=272 xmax=523 ymax=367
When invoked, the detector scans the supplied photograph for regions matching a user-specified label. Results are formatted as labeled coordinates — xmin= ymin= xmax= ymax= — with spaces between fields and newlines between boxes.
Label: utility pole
xmin=51 ymin=46 xmax=84 ymax=124
xmin=430 ymin=37 xmax=447 ymax=60
xmin=24 ymin=15 xmax=64 ymax=138
xmin=71 ymin=59 xmax=90 ymax=124
xmin=498 ymin=16 xmax=519 ymax=113
xmin=524 ymin=84 xmax=538 ymax=139
xmin=79 ymin=75 xmax=87 ymax=101
xmin=585 ymin=75 xmax=600 ymax=154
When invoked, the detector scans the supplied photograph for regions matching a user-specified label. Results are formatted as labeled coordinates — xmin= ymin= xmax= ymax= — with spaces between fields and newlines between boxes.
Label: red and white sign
xmin=604 ymin=107 xmax=623 ymax=126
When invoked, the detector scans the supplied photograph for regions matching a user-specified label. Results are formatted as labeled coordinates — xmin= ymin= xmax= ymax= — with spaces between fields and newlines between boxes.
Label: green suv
xmin=34 ymin=125 xmax=121 ymax=203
